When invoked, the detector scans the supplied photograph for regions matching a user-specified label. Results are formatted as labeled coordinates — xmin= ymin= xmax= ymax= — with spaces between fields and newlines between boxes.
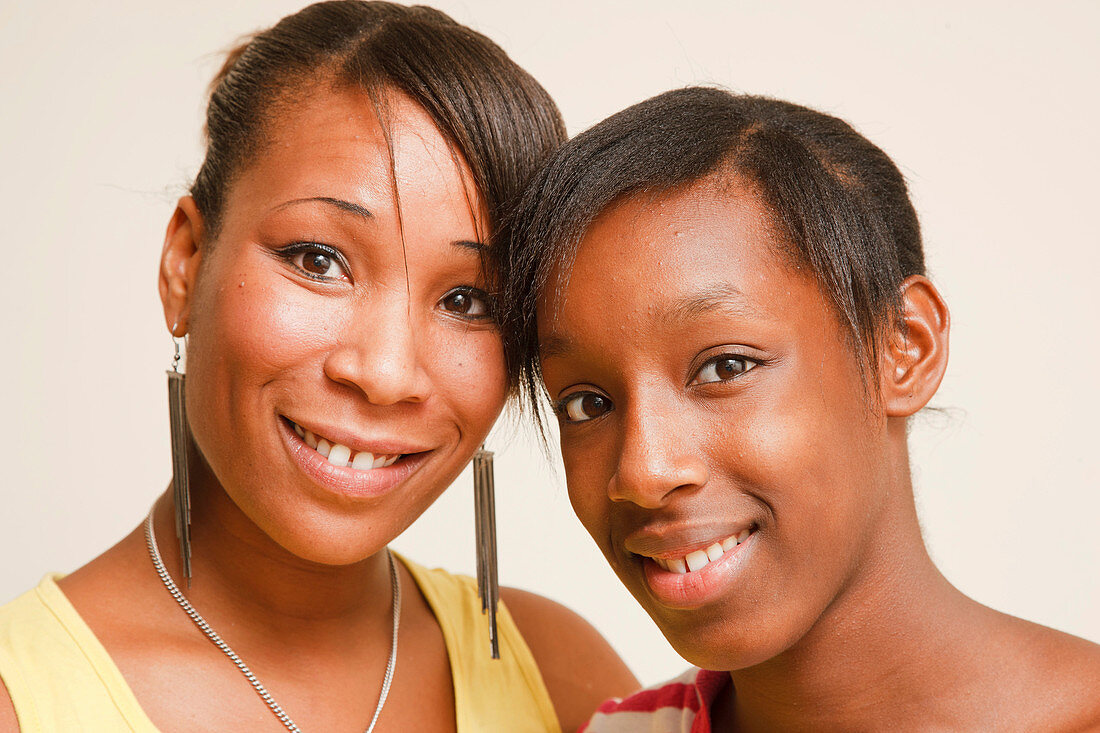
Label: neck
xmin=727 ymin=551 xmax=973 ymax=730
xmin=723 ymin=445 xmax=990 ymax=730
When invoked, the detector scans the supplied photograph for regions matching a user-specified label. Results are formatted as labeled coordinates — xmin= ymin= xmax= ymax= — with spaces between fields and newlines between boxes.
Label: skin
xmin=0 ymin=87 xmax=635 ymax=732
xmin=538 ymin=174 xmax=1100 ymax=731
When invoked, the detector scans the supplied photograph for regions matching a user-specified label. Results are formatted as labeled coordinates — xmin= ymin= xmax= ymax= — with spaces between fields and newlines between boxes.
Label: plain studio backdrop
xmin=1 ymin=0 xmax=1097 ymax=686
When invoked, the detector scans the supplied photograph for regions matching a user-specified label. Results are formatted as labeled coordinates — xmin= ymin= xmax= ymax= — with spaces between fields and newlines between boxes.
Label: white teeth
xmin=685 ymin=550 xmax=709 ymax=572
xmin=298 ymin=425 xmax=406 ymax=472
xmin=327 ymin=444 xmax=351 ymax=467
xmin=652 ymin=530 xmax=755 ymax=574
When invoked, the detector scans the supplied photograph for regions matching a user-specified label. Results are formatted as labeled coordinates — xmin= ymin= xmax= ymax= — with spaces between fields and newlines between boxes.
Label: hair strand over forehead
xmin=189 ymin=1 xmax=565 ymax=393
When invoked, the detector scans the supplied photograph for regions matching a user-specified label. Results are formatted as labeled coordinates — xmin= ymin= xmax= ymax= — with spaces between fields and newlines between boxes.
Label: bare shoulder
xmin=1031 ymin=626 xmax=1100 ymax=728
xmin=501 ymin=586 xmax=640 ymax=732
xmin=0 ymin=676 xmax=18 ymax=732
xmin=1000 ymin=617 xmax=1100 ymax=729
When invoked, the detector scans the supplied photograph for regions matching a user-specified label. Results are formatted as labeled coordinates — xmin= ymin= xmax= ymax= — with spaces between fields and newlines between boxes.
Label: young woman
xmin=0 ymin=3 xmax=636 ymax=731
xmin=505 ymin=87 xmax=1100 ymax=731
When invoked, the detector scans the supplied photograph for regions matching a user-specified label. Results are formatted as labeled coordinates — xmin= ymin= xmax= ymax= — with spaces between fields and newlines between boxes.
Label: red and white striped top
xmin=579 ymin=668 xmax=730 ymax=733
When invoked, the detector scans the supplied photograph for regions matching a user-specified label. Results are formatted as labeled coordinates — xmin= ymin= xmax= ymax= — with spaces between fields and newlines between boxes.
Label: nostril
xmin=322 ymin=341 xmax=431 ymax=405
xmin=608 ymin=451 xmax=709 ymax=508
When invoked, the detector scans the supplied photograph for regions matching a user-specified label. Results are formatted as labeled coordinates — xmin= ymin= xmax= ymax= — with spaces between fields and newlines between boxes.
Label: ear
xmin=881 ymin=275 xmax=950 ymax=417
xmin=158 ymin=196 xmax=206 ymax=336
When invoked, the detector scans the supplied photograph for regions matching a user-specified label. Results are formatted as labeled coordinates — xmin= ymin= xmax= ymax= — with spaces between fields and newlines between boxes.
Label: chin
xmin=651 ymin=603 xmax=807 ymax=673
xmin=675 ymin=637 xmax=790 ymax=673
xmin=277 ymin=529 xmax=391 ymax=567
xmin=245 ymin=499 xmax=406 ymax=568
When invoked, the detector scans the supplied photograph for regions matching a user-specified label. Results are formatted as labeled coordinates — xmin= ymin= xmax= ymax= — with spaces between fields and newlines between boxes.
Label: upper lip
xmin=623 ymin=521 xmax=757 ymax=559
xmin=281 ymin=415 xmax=433 ymax=456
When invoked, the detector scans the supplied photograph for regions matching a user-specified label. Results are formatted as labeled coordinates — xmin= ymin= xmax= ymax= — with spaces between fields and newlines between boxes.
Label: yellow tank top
xmin=0 ymin=558 xmax=560 ymax=732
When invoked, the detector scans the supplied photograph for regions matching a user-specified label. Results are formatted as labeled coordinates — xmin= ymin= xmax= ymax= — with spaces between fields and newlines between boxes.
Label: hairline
xmin=535 ymin=160 xmax=879 ymax=376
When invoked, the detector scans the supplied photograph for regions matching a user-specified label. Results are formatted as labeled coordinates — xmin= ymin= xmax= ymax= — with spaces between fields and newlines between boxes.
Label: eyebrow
xmin=664 ymin=282 xmax=758 ymax=323
xmin=539 ymin=333 xmax=571 ymax=359
xmin=539 ymin=282 xmax=758 ymax=360
xmin=453 ymin=240 xmax=488 ymax=252
xmin=274 ymin=196 xmax=374 ymax=219
xmin=272 ymin=198 xmax=486 ymax=253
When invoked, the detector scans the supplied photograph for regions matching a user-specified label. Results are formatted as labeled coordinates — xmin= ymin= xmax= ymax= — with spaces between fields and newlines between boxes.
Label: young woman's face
xmin=538 ymin=177 xmax=899 ymax=670
xmin=178 ymin=88 xmax=505 ymax=565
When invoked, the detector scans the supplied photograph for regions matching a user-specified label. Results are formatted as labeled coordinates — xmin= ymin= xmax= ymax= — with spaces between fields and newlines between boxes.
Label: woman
xmin=505 ymin=87 xmax=1100 ymax=730
xmin=0 ymin=3 xmax=636 ymax=731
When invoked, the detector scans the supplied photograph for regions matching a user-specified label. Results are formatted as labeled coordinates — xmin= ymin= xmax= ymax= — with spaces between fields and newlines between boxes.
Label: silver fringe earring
xmin=167 ymin=334 xmax=192 ymax=587
xmin=473 ymin=444 xmax=499 ymax=659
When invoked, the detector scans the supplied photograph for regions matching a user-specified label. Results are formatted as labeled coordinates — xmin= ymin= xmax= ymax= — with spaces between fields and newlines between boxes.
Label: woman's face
xmin=537 ymin=176 xmax=899 ymax=670
xmin=173 ymin=87 xmax=505 ymax=565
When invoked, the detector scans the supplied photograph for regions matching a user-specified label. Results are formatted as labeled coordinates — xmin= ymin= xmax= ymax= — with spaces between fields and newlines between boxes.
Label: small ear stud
xmin=890 ymin=333 xmax=917 ymax=382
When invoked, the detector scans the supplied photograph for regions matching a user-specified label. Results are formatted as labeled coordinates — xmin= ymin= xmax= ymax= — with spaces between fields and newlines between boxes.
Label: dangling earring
xmin=473 ymin=444 xmax=499 ymax=659
xmin=167 ymin=331 xmax=192 ymax=587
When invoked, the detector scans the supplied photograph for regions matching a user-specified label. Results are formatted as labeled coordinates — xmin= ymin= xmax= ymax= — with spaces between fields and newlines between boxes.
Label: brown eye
xmin=303 ymin=252 xmax=332 ymax=275
xmin=289 ymin=246 xmax=346 ymax=280
xmin=560 ymin=392 xmax=613 ymax=422
xmin=691 ymin=355 xmax=756 ymax=385
xmin=441 ymin=288 xmax=489 ymax=317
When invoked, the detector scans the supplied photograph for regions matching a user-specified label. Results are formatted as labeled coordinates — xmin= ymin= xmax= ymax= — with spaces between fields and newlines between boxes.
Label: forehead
xmin=538 ymin=175 xmax=813 ymax=334
xmin=221 ymin=85 xmax=485 ymax=236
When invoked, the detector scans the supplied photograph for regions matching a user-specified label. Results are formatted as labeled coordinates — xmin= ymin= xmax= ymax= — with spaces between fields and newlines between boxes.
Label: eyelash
xmin=553 ymin=390 xmax=613 ymax=424
xmin=554 ymin=352 xmax=763 ymax=424
xmin=689 ymin=353 xmax=761 ymax=386
xmin=439 ymin=286 xmax=496 ymax=322
xmin=276 ymin=242 xmax=349 ymax=282
xmin=274 ymin=242 xmax=495 ymax=326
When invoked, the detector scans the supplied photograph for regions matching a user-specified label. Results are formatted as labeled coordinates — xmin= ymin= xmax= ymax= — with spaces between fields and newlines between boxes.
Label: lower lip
xmin=641 ymin=533 xmax=757 ymax=610
xmin=278 ymin=418 xmax=430 ymax=499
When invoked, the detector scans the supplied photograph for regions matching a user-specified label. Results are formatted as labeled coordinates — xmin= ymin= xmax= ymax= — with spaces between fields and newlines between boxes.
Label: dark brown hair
xmin=503 ymin=87 xmax=925 ymax=422
xmin=190 ymin=0 xmax=566 ymax=280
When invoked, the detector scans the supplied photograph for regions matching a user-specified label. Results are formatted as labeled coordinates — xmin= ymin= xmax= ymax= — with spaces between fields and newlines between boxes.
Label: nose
xmin=607 ymin=398 xmax=708 ymax=508
xmin=323 ymin=297 xmax=432 ymax=405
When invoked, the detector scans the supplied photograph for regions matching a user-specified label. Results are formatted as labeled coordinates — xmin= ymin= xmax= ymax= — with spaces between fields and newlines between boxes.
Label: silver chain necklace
xmin=144 ymin=509 xmax=400 ymax=733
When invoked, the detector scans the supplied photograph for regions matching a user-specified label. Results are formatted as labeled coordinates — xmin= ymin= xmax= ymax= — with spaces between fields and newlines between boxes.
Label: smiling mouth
xmin=641 ymin=528 xmax=755 ymax=574
xmin=285 ymin=419 xmax=406 ymax=470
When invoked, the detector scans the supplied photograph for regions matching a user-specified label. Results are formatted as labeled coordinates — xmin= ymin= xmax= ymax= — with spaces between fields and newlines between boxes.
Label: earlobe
xmin=159 ymin=196 xmax=205 ymax=336
xmin=882 ymin=275 xmax=950 ymax=417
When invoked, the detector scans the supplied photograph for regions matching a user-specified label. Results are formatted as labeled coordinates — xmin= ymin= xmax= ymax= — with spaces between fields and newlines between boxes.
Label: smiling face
xmin=538 ymin=175 xmax=905 ymax=670
xmin=173 ymin=86 xmax=505 ymax=566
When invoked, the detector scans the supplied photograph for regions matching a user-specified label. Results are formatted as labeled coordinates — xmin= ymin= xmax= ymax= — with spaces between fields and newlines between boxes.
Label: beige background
xmin=1 ymin=0 xmax=1097 ymax=685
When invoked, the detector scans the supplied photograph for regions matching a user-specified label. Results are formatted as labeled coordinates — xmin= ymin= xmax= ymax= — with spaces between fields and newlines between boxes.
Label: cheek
xmin=426 ymin=328 xmax=508 ymax=436
xmin=724 ymin=365 xmax=883 ymax=571
xmin=561 ymin=438 xmax=614 ymax=551
xmin=183 ymin=261 xmax=343 ymax=473
xmin=729 ymin=406 xmax=842 ymax=527
xmin=188 ymin=269 xmax=327 ymax=391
